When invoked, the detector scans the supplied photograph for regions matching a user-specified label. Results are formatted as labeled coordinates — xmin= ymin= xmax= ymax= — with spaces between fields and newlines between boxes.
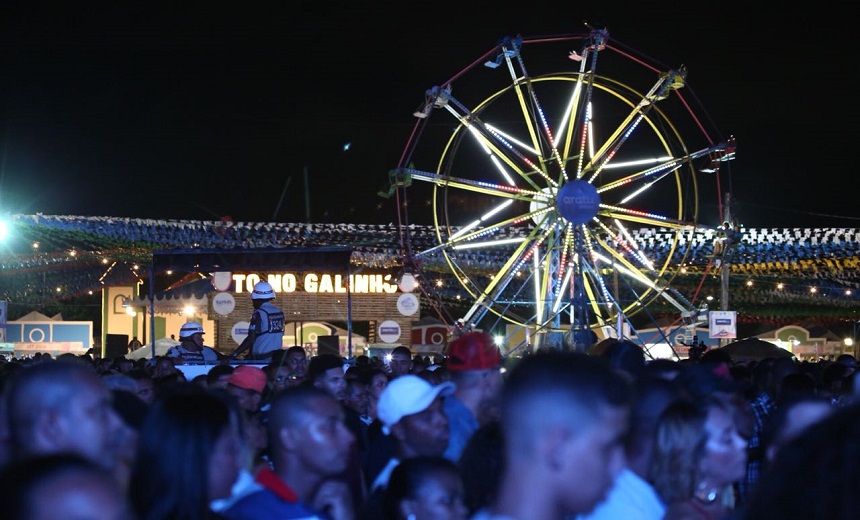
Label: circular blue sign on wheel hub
xmin=557 ymin=180 xmax=600 ymax=224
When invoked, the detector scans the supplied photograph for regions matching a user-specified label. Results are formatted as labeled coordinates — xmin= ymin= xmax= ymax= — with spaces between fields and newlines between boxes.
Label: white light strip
xmin=451 ymin=220 xmax=481 ymax=240
xmin=552 ymin=265 xmax=574 ymax=313
xmin=603 ymin=156 xmax=673 ymax=169
xmin=481 ymin=199 xmax=514 ymax=221
xmin=620 ymin=182 xmax=653 ymax=205
xmin=533 ymin=245 xmax=542 ymax=324
xmin=592 ymin=252 xmax=687 ymax=312
xmin=555 ymin=81 xmax=584 ymax=143
xmin=449 ymin=200 xmax=514 ymax=241
xmin=452 ymin=237 xmax=527 ymax=250
xmin=485 ymin=124 xmax=538 ymax=155
xmin=593 ymin=252 xmax=655 ymax=289
xmin=614 ymin=219 xmax=654 ymax=271
xmin=466 ymin=121 xmax=517 ymax=186
xmin=587 ymin=102 xmax=595 ymax=159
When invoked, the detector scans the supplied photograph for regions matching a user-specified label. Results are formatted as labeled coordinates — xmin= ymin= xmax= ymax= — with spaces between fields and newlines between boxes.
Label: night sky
xmin=1 ymin=3 xmax=857 ymax=229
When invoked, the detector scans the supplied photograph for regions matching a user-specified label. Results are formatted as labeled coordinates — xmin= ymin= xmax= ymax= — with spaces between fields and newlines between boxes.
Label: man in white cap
xmin=359 ymin=374 xmax=454 ymax=519
xmin=229 ymin=280 xmax=285 ymax=361
xmin=166 ymin=322 xmax=221 ymax=364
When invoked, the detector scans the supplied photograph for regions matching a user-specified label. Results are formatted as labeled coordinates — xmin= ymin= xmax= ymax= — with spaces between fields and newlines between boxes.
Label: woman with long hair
xmin=129 ymin=383 xmax=243 ymax=520
xmin=649 ymin=397 xmax=748 ymax=520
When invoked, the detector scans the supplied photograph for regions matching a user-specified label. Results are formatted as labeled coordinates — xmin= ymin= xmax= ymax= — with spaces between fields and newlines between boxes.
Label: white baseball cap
xmin=378 ymin=375 xmax=455 ymax=435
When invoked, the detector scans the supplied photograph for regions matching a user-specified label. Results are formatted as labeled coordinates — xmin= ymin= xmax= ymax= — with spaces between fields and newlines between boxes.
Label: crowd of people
xmin=3 ymin=329 xmax=860 ymax=519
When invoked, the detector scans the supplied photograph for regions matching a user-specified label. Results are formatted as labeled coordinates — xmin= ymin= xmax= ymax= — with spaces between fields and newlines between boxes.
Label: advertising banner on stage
xmin=708 ymin=310 xmax=737 ymax=339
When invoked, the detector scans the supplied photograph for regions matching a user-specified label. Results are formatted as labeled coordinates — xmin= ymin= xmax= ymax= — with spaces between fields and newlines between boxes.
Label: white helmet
xmin=179 ymin=322 xmax=205 ymax=339
xmin=251 ymin=281 xmax=275 ymax=300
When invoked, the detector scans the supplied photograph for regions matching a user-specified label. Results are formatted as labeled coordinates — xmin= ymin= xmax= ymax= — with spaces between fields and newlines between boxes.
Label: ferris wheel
xmin=393 ymin=29 xmax=735 ymax=351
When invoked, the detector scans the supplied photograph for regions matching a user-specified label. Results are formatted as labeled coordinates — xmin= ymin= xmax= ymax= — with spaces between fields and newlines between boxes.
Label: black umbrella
xmin=719 ymin=337 xmax=795 ymax=363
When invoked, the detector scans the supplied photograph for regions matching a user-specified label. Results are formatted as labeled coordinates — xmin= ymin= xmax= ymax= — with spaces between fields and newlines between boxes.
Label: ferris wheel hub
xmin=557 ymin=180 xmax=600 ymax=225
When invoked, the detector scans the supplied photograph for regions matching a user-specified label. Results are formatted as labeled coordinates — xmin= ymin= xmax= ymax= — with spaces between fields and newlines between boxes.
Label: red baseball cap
xmin=446 ymin=331 xmax=502 ymax=371
xmin=226 ymin=366 xmax=267 ymax=394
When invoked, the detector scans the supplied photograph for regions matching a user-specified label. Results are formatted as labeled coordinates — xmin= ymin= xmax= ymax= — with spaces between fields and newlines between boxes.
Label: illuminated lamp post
xmin=122 ymin=299 xmax=147 ymax=346
xmin=849 ymin=320 xmax=860 ymax=359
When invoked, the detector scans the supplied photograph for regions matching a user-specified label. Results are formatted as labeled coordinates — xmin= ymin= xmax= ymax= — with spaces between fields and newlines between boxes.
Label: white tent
xmin=125 ymin=337 xmax=180 ymax=359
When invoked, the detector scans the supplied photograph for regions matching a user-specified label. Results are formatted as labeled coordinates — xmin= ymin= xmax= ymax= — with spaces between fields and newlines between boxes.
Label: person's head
xmin=266 ymin=385 xmax=355 ymax=491
xmin=822 ymin=361 xmax=852 ymax=399
xmin=206 ymin=363 xmax=234 ymax=390
xmin=763 ymin=395 xmax=834 ymax=464
xmin=498 ymin=351 xmax=631 ymax=516
xmin=344 ymin=377 xmax=370 ymax=415
xmin=623 ymin=375 xmax=685 ymax=477
xmin=649 ymin=397 xmax=747 ymax=505
xmin=740 ymin=403 xmax=860 ymax=519
xmin=308 ymin=354 xmax=347 ymax=401
xmin=776 ymin=371 xmax=817 ymax=406
xmin=125 ymin=368 xmax=156 ymax=404
xmin=368 ymin=368 xmax=390 ymax=400
xmin=445 ymin=331 xmax=504 ymax=418
xmin=111 ymin=357 xmax=134 ymax=374
xmin=251 ymin=280 xmax=276 ymax=308
xmin=178 ymin=322 xmax=206 ymax=351
xmin=599 ymin=339 xmax=646 ymax=379
xmin=286 ymin=346 xmax=309 ymax=378
xmin=152 ymin=356 xmax=177 ymax=379
xmin=226 ymin=365 xmax=267 ymax=412
xmin=266 ymin=363 xmax=300 ymax=395
xmin=6 ymin=360 xmax=121 ymax=470
xmin=836 ymin=353 xmax=857 ymax=376
xmin=675 ymin=361 xmax=744 ymax=403
xmin=378 ymin=374 xmax=455 ymax=458
xmin=365 ymin=368 xmax=390 ymax=420
xmin=389 ymin=346 xmax=414 ymax=377
xmin=383 ymin=456 xmax=468 ymax=520
xmin=0 ymin=454 xmax=132 ymax=520
xmin=129 ymin=384 xmax=242 ymax=518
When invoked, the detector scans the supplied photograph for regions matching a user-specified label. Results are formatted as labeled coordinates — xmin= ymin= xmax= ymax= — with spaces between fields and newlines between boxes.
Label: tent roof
xmin=151 ymin=246 xmax=354 ymax=272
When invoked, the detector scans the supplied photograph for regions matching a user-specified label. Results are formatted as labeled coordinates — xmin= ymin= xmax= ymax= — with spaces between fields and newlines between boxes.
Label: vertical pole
xmin=149 ymin=266 xmax=156 ymax=360
xmin=720 ymin=192 xmax=731 ymax=347
xmin=347 ymin=266 xmax=353 ymax=360
xmin=303 ymin=165 xmax=311 ymax=224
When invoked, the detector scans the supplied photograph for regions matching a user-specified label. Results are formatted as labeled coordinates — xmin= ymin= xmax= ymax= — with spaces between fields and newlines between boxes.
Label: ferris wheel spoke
xmin=592 ymin=218 xmax=656 ymax=271
xmin=495 ymin=34 xmax=570 ymax=177
xmin=580 ymin=262 xmax=617 ymax=324
xmin=418 ymin=206 xmax=553 ymax=259
xmin=597 ymin=207 xmax=691 ymax=229
xmin=587 ymin=245 xmax=689 ymax=313
xmin=596 ymin=143 xmax=731 ymax=203
xmin=408 ymin=167 xmax=546 ymax=202
xmin=556 ymin=44 xmax=593 ymax=162
xmin=439 ymin=95 xmax=549 ymax=191
xmin=583 ymin=102 xmax=653 ymax=183
xmin=509 ymin=60 xmax=573 ymax=185
xmin=584 ymin=69 xmax=689 ymax=184
xmin=460 ymin=226 xmax=553 ymax=326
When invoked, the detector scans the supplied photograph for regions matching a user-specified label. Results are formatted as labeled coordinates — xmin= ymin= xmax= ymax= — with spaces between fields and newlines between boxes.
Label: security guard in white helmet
xmin=229 ymin=280 xmax=286 ymax=361
xmin=166 ymin=322 xmax=222 ymax=364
